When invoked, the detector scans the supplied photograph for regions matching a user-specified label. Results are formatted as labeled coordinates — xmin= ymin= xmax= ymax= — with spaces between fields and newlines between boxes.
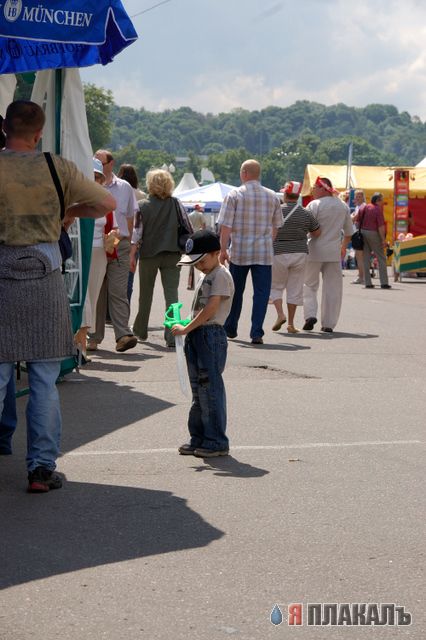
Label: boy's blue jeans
xmin=184 ymin=325 xmax=229 ymax=451
xmin=0 ymin=360 xmax=62 ymax=470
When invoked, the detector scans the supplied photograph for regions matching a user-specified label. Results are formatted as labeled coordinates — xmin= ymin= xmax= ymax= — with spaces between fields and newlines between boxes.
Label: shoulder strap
xmin=358 ymin=204 xmax=367 ymax=230
xmin=281 ymin=203 xmax=298 ymax=226
xmin=44 ymin=151 xmax=65 ymax=220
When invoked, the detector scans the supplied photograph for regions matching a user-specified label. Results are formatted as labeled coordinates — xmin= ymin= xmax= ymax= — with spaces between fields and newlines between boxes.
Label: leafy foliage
xmin=84 ymin=83 xmax=114 ymax=152
xmin=83 ymin=91 xmax=426 ymax=190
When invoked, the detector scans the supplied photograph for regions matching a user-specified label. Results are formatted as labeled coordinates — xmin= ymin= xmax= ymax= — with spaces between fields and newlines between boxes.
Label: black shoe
xmin=365 ymin=285 xmax=375 ymax=289
xmin=381 ymin=284 xmax=391 ymax=289
xmin=321 ymin=327 xmax=333 ymax=333
xmin=251 ymin=337 xmax=264 ymax=345
xmin=27 ymin=467 xmax=63 ymax=493
xmin=303 ymin=317 xmax=317 ymax=331
xmin=178 ymin=443 xmax=196 ymax=455
xmin=193 ymin=448 xmax=229 ymax=458
xmin=226 ymin=330 xmax=237 ymax=339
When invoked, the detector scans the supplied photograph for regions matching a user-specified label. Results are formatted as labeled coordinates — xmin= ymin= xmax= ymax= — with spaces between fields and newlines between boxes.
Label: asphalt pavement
xmin=1 ymin=268 xmax=425 ymax=639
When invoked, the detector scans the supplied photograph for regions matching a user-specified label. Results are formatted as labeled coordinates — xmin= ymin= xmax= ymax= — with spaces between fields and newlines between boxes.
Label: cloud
xmin=80 ymin=0 xmax=426 ymax=119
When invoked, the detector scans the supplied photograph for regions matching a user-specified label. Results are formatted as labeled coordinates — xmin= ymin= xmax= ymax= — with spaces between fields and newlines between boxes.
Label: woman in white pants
xmin=75 ymin=160 xmax=117 ymax=356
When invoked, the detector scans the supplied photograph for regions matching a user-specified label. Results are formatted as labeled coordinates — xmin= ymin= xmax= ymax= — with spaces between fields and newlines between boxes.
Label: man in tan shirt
xmin=0 ymin=100 xmax=115 ymax=493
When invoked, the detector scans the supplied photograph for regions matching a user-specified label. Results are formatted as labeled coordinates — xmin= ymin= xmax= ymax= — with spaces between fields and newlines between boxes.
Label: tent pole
xmin=345 ymin=142 xmax=353 ymax=190
xmin=54 ymin=69 xmax=62 ymax=154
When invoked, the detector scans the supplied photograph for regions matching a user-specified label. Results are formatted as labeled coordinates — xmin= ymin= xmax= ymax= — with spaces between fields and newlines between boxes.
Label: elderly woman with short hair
xmin=130 ymin=169 xmax=192 ymax=347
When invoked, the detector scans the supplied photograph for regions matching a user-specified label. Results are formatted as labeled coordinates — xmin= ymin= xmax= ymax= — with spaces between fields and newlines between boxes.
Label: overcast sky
xmin=80 ymin=0 xmax=426 ymax=118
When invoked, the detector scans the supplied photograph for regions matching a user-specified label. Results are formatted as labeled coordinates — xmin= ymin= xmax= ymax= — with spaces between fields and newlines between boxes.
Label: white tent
xmin=174 ymin=172 xmax=199 ymax=194
xmin=200 ymin=167 xmax=215 ymax=184
xmin=175 ymin=182 xmax=236 ymax=211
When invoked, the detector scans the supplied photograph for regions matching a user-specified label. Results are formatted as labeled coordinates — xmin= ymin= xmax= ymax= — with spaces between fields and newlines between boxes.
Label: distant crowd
xmin=0 ymin=100 xmax=396 ymax=492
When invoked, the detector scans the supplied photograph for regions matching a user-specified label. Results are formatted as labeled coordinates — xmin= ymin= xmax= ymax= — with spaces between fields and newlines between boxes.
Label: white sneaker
xmin=351 ymin=277 xmax=364 ymax=284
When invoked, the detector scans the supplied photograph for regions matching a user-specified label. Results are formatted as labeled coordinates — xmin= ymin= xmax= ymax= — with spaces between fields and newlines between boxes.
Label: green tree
xmin=207 ymin=148 xmax=249 ymax=185
xmin=84 ymin=83 xmax=114 ymax=151
xmin=183 ymin=151 xmax=201 ymax=178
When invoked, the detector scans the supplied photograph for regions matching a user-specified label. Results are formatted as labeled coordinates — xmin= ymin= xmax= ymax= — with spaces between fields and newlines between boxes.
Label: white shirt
xmin=105 ymin=174 xmax=138 ymax=238
xmin=306 ymin=196 xmax=353 ymax=262
xmin=92 ymin=216 xmax=107 ymax=248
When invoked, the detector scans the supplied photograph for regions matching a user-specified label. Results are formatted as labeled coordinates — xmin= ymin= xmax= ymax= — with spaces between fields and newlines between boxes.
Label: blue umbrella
xmin=0 ymin=0 xmax=137 ymax=73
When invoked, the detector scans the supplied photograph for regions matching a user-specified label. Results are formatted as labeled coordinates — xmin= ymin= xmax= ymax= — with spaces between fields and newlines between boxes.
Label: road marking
xmin=64 ymin=440 xmax=422 ymax=457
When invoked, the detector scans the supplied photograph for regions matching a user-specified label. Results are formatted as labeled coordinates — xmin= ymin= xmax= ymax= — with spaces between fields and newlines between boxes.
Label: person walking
xmin=89 ymin=149 xmax=138 ymax=352
xmin=0 ymin=101 xmax=115 ymax=492
xmin=303 ymin=176 xmax=353 ymax=333
xmin=217 ymin=159 xmax=283 ymax=344
xmin=76 ymin=159 xmax=119 ymax=359
xmin=116 ymin=163 xmax=146 ymax=301
xmin=358 ymin=192 xmax=391 ymax=289
xmin=271 ymin=181 xmax=320 ymax=333
xmin=130 ymin=169 xmax=193 ymax=347
xmin=351 ymin=189 xmax=366 ymax=284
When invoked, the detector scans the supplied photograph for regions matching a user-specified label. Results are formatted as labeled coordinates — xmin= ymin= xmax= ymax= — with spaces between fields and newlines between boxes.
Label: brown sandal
xmin=272 ymin=317 xmax=286 ymax=331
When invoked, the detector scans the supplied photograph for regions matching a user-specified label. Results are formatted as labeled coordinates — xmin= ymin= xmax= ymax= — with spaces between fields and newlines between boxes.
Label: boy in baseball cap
xmin=173 ymin=230 xmax=234 ymax=457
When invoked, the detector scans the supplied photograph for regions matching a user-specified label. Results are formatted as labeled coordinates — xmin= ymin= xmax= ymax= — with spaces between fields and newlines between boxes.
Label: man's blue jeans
xmin=184 ymin=325 xmax=229 ymax=451
xmin=0 ymin=360 xmax=62 ymax=471
xmin=225 ymin=263 xmax=272 ymax=339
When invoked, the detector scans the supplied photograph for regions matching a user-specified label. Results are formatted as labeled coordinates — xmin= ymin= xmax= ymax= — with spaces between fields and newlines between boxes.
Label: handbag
xmin=44 ymin=152 xmax=72 ymax=265
xmin=351 ymin=205 xmax=366 ymax=250
xmin=173 ymin=197 xmax=193 ymax=251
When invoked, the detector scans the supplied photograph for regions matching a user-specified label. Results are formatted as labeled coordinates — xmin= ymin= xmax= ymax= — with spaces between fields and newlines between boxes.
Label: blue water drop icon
xmin=270 ymin=604 xmax=283 ymax=625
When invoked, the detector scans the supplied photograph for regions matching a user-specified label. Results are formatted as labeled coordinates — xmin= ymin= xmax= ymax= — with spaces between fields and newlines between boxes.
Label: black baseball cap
xmin=177 ymin=229 xmax=221 ymax=265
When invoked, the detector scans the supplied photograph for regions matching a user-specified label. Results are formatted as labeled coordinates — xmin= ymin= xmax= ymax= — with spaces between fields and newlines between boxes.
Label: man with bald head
xmin=217 ymin=159 xmax=282 ymax=344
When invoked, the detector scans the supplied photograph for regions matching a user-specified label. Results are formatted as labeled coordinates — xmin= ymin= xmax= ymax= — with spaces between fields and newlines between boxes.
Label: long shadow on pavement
xmin=190 ymin=455 xmax=269 ymax=478
xmin=232 ymin=340 xmax=310 ymax=352
xmin=285 ymin=332 xmax=379 ymax=340
xmin=0 ymin=476 xmax=223 ymax=589
xmin=14 ymin=373 xmax=175 ymax=455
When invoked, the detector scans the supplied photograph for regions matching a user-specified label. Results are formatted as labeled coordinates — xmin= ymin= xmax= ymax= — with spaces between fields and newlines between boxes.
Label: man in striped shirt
xmin=271 ymin=181 xmax=321 ymax=333
xmin=217 ymin=159 xmax=283 ymax=344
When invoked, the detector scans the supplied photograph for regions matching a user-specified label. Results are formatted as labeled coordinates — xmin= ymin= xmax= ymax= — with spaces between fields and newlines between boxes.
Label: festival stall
xmin=393 ymin=234 xmax=426 ymax=280
xmin=301 ymin=164 xmax=426 ymax=243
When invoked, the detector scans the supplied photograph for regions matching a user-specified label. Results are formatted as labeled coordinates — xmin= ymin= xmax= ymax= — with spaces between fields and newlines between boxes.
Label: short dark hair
xmin=117 ymin=164 xmax=139 ymax=189
xmin=371 ymin=192 xmax=383 ymax=205
xmin=319 ymin=177 xmax=332 ymax=189
xmin=4 ymin=100 xmax=45 ymax=138
xmin=285 ymin=192 xmax=299 ymax=201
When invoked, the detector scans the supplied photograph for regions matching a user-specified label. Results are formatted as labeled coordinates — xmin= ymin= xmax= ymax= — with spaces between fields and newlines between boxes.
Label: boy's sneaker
xmin=178 ymin=443 xmax=196 ymax=455
xmin=27 ymin=466 xmax=63 ymax=493
xmin=193 ymin=448 xmax=229 ymax=458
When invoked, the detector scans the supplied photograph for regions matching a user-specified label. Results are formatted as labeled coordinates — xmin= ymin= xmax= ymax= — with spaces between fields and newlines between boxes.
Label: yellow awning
xmin=302 ymin=164 xmax=426 ymax=198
